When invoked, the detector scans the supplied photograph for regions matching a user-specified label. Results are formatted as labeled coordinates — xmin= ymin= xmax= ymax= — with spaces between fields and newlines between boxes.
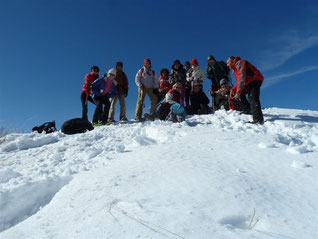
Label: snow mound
xmin=0 ymin=176 xmax=72 ymax=232
xmin=0 ymin=107 xmax=317 ymax=238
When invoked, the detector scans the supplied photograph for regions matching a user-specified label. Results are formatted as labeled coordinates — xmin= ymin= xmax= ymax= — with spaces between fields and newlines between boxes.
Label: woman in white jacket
xmin=186 ymin=58 xmax=205 ymax=91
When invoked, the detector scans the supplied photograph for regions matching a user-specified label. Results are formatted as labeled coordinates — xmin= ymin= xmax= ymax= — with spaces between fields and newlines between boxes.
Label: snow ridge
xmin=0 ymin=108 xmax=317 ymax=239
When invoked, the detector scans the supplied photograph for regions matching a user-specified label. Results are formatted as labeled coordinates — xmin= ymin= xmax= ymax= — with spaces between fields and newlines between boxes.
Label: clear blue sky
xmin=1 ymin=0 xmax=318 ymax=132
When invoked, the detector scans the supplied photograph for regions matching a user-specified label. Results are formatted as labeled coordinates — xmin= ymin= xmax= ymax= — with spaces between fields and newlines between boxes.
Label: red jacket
xmin=164 ymin=89 xmax=181 ymax=105
xmin=231 ymin=57 xmax=263 ymax=95
xmin=159 ymin=76 xmax=172 ymax=96
xmin=82 ymin=73 xmax=99 ymax=95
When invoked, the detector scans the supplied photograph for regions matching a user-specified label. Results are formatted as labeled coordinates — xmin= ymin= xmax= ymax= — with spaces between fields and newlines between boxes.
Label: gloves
xmin=124 ymin=89 xmax=128 ymax=98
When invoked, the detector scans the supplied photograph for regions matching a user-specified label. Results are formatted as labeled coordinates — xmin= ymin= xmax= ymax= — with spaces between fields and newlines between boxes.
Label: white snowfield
xmin=0 ymin=107 xmax=317 ymax=239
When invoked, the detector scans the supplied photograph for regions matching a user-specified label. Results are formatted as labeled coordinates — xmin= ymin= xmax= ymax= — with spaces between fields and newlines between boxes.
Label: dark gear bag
xmin=61 ymin=118 xmax=94 ymax=135
xmin=32 ymin=121 xmax=56 ymax=134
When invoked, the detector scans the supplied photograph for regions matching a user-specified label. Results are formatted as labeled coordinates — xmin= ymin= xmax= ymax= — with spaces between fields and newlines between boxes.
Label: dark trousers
xmin=92 ymin=96 xmax=111 ymax=124
xmin=239 ymin=81 xmax=263 ymax=122
xmin=185 ymin=86 xmax=191 ymax=107
xmin=81 ymin=92 xmax=95 ymax=121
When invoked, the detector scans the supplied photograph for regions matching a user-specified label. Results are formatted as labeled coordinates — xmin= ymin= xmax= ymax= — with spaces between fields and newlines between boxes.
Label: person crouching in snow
xmin=185 ymin=83 xmax=210 ymax=115
xmin=158 ymin=68 xmax=172 ymax=103
xmin=91 ymin=68 xmax=118 ymax=126
xmin=226 ymin=56 xmax=264 ymax=124
xmin=210 ymin=78 xmax=231 ymax=110
xmin=135 ymin=58 xmax=158 ymax=121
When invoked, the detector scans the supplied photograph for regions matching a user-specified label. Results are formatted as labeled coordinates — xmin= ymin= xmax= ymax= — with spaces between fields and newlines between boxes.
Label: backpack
xmin=32 ymin=121 xmax=56 ymax=134
xmin=61 ymin=118 xmax=94 ymax=135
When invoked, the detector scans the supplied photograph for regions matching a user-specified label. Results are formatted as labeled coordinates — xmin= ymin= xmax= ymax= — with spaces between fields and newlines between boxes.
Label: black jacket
xmin=169 ymin=66 xmax=187 ymax=85
xmin=206 ymin=57 xmax=230 ymax=87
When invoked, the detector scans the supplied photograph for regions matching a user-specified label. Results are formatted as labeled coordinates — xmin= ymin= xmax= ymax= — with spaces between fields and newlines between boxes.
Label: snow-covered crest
xmin=1 ymin=108 xmax=318 ymax=239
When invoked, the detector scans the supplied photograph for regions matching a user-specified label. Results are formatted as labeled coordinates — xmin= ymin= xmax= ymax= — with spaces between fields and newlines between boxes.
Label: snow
xmin=0 ymin=107 xmax=317 ymax=239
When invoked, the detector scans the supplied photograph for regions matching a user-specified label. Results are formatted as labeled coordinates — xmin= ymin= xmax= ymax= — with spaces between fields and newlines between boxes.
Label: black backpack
xmin=61 ymin=118 xmax=94 ymax=135
xmin=32 ymin=121 xmax=56 ymax=134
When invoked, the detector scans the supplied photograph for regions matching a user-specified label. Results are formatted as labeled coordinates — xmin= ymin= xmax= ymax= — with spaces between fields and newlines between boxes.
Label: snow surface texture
xmin=0 ymin=108 xmax=317 ymax=239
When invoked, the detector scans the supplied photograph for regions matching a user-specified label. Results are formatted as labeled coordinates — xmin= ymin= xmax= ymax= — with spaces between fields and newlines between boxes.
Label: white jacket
xmin=135 ymin=66 xmax=159 ymax=88
xmin=186 ymin=66 xmax=205 ymax=84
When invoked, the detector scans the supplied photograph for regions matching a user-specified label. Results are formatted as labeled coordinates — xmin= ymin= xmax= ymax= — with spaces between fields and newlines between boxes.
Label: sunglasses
xmin=176 ymin=87 xmax=182 ymax=89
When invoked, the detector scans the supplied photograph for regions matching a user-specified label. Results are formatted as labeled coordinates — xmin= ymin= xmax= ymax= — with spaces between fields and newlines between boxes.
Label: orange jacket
xmin=231 ymin=57 xmax=263 ymax=95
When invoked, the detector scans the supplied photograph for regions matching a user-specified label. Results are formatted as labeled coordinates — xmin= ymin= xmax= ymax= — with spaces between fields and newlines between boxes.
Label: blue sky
xmin=1 ymin=0 xmax=318 ymax=132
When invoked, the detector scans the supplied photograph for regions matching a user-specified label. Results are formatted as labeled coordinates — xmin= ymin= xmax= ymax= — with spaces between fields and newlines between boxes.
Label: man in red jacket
xmin=226 ymin=56 xmax=264 ymax=124
xmin=81 ymin=66 xmax=100 ymax=121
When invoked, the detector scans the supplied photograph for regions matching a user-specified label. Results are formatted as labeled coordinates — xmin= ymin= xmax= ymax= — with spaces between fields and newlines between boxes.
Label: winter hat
xmin=207 ymin=56 xmax=215 ymax=62
xmin=107 ymin=68 xmax=117 ymax=76
xmin=144 ymin=58 xmax=151 ymax=65
xmin=191 ymin=58 xmax=198 ymax=65
xmin=185 ymin=61 xmax=190 ymax=67
xmin=220 ymin=78 xmax=228 ymax=85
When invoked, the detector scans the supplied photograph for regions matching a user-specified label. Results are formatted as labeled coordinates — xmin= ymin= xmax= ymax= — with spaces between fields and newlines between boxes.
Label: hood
xmin=231 ymin=56 xmax=241 ymax=69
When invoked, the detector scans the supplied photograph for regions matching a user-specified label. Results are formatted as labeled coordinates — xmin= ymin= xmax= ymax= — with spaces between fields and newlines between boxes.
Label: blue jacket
xmin=91 ymin=77 xmax=118 ymax=99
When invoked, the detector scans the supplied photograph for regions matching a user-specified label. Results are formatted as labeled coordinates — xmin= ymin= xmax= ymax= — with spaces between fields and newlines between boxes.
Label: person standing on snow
xmin=168 ymin=60 xmax=187 ymax=106
xmin=226 ymin=56 xmax=264 ymax=124
xmin=81 ymin=66 xmax=100 ymax=121
xmin=206 ymin=55 xmax=230 ymax=110
xmin=135 ymin=58 xmax=159 ymax=121
xmin=186 ymin=58 xmax=205 ymax=92
xmin=108 ymin=62 xmax=129 ymax=122
xmin=91 ymin=68 xmax=118 ymax=126
xmin=184 ymin=61 xmax=192 ymax=107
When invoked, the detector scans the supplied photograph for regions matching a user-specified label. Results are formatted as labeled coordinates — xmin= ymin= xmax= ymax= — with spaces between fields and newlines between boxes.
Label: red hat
xmin=191 ymin=58 xmax=198 ymax=65
xmin=144 ymin=58 xmax=151 ymax=64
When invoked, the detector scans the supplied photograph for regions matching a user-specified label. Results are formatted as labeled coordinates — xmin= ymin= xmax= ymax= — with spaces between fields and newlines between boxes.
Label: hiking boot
xmin=93 ymin=122 xmax=102 ymax=127
xmin=247 ymin=120 xmax=264 ymax=125
xmin=108 ymin=119 xmax=116 ymax=123
xmin=120 ymin=117 xmax=128 ymax=121
xmin=144 ymin=113 xmax=154 ymax=121
xmin=135 ymin=116 xmax=144 ymax=122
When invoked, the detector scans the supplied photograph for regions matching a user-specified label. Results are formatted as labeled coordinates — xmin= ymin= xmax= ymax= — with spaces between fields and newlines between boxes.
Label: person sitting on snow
xmin=145 ymin=82 xmax=186 ymax=122
xmin=91 ymin=68 xmax=118 ymax=126
xmin=185 ymin=83 xmax=210 ymax=115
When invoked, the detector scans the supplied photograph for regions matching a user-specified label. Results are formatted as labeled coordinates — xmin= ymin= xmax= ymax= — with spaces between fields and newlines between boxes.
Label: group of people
xmin=81 ymin=55 xmax=264 ymax=126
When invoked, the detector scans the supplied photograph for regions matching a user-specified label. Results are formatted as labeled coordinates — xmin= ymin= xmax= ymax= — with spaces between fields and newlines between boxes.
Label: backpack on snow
xmin=61 ymin=118 xmax=94 ymax=135
xmin=32 ymin=121 xmax=56 ymax=134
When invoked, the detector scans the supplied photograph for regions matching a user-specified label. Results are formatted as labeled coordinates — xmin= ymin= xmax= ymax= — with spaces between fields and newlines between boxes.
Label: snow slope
xmin=0 ymin=108 xmax=317 ymax=239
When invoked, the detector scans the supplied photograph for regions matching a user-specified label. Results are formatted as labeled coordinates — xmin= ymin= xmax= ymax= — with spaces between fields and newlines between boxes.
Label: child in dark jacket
xmin=91 ymin=68 xmax=118 ymax=125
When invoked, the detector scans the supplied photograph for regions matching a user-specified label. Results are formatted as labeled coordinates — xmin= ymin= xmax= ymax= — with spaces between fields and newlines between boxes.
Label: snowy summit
xmin=0 ymin=107 xmax=318 ymax=239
